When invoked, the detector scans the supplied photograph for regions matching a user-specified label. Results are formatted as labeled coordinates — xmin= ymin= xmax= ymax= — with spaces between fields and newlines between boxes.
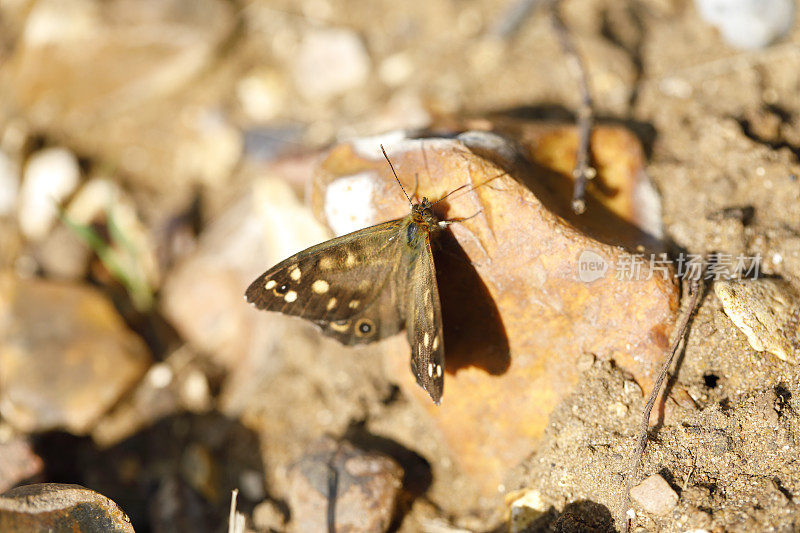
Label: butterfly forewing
xmin=245 ymin=220 xmax=407 ymax=344
xmin=406 ymin=235 xmax=445 ymax=404
xmin=246 ymin=191 xmax=448 ymax=404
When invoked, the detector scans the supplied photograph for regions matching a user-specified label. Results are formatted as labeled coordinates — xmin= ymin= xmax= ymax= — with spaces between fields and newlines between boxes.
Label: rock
xmin=33 ymin=225 xmax=90 ymax=280
xmin=252 ymin=499 xmax=287 ymax=532
xmin=287 ymin=438 xmax=403 ymax=533
xmin=0 ymin=274 xmax=151 ymax=433
xmin=310 ymin=132 xmax=677 ymax=500
xmin=0 ymin=150 xmax=19 ymax=217
xmin=236 ymin=68 xmax=288 ymax=123
xmin=162 ymin=176 xmax=330 ymax=370
xmin=293 ymin=28 xmax=370 ymax=102
xmin=0 ymin=483 xmax=133 ymax=532
xmin=714 ymin=278 xmax=800 ymax=363
xmin=695 ymin=0 xmax=795 ymax=50
xmin=0 ymin=438 xmax=43 ymax=493
xmin=2 ymin=0 xmax=237 ymax=196
xmin=629 ymin=474 xmax=679 ymax=515
xmin=507 ymin=489 xmax=548 ymax=533
xmin=91 ymin=347 xmax=210 ymax=447
xmin=18 ymin=148 xmax=80 ymax=241
xmin=478 ymin=119 xmax=664 ymax=245
xmin=378 ymin=53 xmax=414 ymax=87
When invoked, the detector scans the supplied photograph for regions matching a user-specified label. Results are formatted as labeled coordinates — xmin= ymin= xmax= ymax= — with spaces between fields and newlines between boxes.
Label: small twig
xmin=228 ymin=489 xmax=245 ymax=533
xmin=618 ymin=275 xmax=704 ymax=532
xmin=550 ymin=0 xmax=596 ymax=214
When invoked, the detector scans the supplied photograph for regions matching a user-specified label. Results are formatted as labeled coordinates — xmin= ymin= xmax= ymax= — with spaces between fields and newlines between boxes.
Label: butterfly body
xmin=246 ymin=197 xmax=446 ymax=404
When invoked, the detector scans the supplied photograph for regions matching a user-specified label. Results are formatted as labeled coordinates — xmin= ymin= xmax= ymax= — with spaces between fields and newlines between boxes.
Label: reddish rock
xmin=311 ymin=132 xmax=677 ymax=499
xmin=630 ymin=474 xmax=679 ymax=515
xmin=0 ymin=483 xmax=133 ymax=532
xmin=0 ymin=439 xmax=43 ymax=493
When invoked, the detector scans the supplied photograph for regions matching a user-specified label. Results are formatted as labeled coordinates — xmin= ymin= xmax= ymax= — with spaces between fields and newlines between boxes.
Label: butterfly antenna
xmin=381 ymin=144 xmax=412 ymax=205
xmin=432 ymin=183 xmax=471 ymax=206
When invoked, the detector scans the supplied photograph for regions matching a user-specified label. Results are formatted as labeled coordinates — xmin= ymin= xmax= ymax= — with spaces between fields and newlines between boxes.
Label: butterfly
xmin=245 ymin=146 xmax=466 ymax=404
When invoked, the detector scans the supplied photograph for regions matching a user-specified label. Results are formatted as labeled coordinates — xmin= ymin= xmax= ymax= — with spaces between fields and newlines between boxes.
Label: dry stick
xmin=550 ymin=0 xmax=596 ymax=214
xmin=618 ymin=276 xmax=704 ymax=533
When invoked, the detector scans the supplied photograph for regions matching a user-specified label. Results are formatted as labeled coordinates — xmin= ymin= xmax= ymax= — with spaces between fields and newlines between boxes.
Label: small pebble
xmin=508 ymin=489 xmax=547 ymax=533
xmin=18 ymin=148 xmax=80 ymax=240
xmin=695 ymin=0 xmax=795 ymax=49
xmin=293 ymin=28 xmax=370 ymax=101
xmin=630 ymin=474 xmax=679 ymax=515
xmin=236 ymin=68 xmax=286 ymax=122
xmin=714 ymin=278 xmax=800 ymax=364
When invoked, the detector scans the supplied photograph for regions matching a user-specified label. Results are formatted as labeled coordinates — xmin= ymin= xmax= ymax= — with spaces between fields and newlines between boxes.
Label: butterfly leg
xmin=438 ymin=209 xmax=482 ymax=228
xmin=411 ymin=172 xmax=421 ymax=202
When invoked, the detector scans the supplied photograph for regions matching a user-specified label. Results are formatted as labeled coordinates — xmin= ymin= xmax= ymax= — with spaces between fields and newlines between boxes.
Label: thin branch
xmin=618 ymin=275 xmax=704 ymax=532
xmin=550 ymin=0 xmax=596 ymax=214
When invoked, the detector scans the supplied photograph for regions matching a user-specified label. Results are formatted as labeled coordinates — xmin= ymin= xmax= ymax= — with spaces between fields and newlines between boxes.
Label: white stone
xmin=236 ymin=69 xmax=286 ymax=122
xmin=378 ymin=53 xmax=414 ymax=86
xmin=0 ymin=150 xmax=19 ymax=216
xmin=695 ymin=0 xmax=795 ymax=49
xmin=19 ymin=148 xmax=80 ymax=240
xmin=324 ymin=172 xmax=378 ymax=236
xmin=293 ymin=28 xmax=370 ymax=101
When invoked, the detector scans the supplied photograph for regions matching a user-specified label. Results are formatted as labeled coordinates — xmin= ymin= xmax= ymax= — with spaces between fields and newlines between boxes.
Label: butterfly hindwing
xmin=406 ymin=234 xmax=445 ymax=404
xmin=245 ymin=219 xmax=407 ymax=344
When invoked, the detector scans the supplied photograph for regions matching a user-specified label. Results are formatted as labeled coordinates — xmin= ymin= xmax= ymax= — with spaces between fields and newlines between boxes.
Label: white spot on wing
xmin=284 ymin=290 xmax=298 ymax=303
xmin=436 ymin=365 xmax=442 ymax=378
xmin=348 ymin=300 xmax=360 ymax=309
xmin=432 ymin=336 xmax=439 ymax=350
xmin=327 ymin=297 xmax=338 ymax=310
xmin=423 ymin=332 xmax=429 ymax=346
xmin=265 ymin=280 xmax=277 ymax=290
xmin=427 ymin=362 xmax=434 ymax=377
xmin=289 ymin=267 xmax=301 ymax=280
xmin=312 ymin=279 xmax=329 ymax=294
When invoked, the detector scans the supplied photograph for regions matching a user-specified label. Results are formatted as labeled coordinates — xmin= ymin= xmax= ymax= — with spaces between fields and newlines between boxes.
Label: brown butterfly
xmin=246 ymin=146 xmax=466 ymax=404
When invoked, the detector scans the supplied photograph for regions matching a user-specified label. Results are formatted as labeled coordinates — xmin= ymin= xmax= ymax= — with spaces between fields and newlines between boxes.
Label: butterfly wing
xmin=406 ymin=234 xmax=445 ymax=404
xmin=245 ymin=219 xmax=407 ymax=344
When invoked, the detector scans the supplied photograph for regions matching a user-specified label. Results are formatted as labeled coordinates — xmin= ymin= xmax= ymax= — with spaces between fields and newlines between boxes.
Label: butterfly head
xmin=411 ymin=197 xmax=440 ymax=229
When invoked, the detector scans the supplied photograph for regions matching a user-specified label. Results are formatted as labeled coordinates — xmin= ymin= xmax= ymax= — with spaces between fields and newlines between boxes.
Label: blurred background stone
xmin=0 ymin=483 xmax=133 ymax=532
xmin=695 ymin=0 xmax=795 ymax=50
xmin=0 ymin=438 xmax=43 ymax=494
xmin=287 ymin=437 xmax=403 ymax=533
xmin=292 ymin=28 xmax=371 ymax=103
xmin=0 ymin=274 xmax=151 ymax=433
xmin=17 ymin=148 xmax=80 ymax=241
xmin=1 ymin=0 xmax=237 ymax=201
